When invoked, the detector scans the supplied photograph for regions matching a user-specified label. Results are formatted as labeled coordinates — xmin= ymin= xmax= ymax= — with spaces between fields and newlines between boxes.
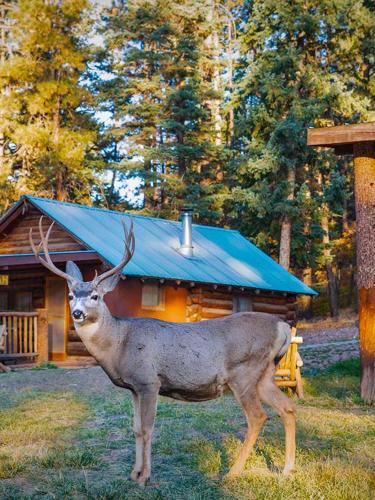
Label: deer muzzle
xmin=72 ymin=309 xmax=85 ymax=321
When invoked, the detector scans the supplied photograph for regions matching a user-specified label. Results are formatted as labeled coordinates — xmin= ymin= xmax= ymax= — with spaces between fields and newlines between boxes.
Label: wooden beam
xmin=307 ymin=122 xmax=375 ymax=147
xmin=0 ymin=251 xmax=99 ymax=267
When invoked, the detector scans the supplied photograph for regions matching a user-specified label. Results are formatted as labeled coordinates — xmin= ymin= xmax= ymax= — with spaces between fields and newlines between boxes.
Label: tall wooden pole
xmin=353 ymin=142 xmax=375 ymax=403
xmin=307 ymin=122 xmax=375 ymax=403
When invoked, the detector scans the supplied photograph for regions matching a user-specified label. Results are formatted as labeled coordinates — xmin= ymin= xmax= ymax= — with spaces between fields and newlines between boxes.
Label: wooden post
xmin=36 ymin=308 xmax=49 ymax=364
xmin=307 ymin=122 xmax=375 ymax=403
xmin=353 ymin=142 xmax=375 ymax=403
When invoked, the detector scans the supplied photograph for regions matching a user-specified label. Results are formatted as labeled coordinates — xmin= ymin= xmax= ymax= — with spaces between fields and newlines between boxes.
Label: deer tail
xmin=273 ymin=321 xmax=291 ymax=366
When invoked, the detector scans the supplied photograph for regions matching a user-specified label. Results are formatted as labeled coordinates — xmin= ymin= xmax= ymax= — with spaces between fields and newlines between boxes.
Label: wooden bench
xmin=275 ymin=327 xmax=304 ymax=398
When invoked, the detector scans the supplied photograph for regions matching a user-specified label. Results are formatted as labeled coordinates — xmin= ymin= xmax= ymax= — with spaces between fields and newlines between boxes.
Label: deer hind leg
xmin=135 ymin=389 xmax=158 ymax=487
xmin=226 ymin=383 xmax=267 ymax=478
xmin=258 ymin=366 xmax=296 ymax=475
xmin=130 ymin=392 xmax=143 ymax=482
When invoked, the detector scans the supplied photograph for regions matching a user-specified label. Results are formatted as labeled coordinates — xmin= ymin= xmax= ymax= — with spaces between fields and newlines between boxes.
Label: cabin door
xmin=46 ymin=277 xmax=67 ymax=361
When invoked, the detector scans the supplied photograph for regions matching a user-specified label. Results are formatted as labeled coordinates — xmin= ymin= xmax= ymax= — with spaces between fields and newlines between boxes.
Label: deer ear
xmin=97 ymin=274 xmax=120 ymax=294
xmin=66 ymin=261 xmax=83 ymax=282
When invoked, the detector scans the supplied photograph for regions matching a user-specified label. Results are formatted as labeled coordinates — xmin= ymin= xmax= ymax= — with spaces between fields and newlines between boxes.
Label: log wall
xmin=0 ymin=204 xmax=86 ymax=254
xmin=186 ymin=287 xmax=297 ymax=323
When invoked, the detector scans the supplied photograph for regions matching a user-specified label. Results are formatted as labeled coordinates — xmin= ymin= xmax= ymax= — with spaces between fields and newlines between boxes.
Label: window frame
xmin=233 ymin=295 xmax=253 ymax=313
xmin=141 ymin=282 xmax=166 ymax=311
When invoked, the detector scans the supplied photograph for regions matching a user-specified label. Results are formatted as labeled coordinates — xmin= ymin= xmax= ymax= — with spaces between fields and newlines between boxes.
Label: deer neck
xmin=74 ymin=303 xmax=120 ymax=363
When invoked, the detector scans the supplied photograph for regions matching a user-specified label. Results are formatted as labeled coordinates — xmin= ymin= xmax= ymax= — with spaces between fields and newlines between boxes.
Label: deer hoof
xmin=130 ymin=469 xmax=141 ymax=482
xmin=282 ymin=466 xmax=296 ymax=476
xmin=136 ymin=473 xmax=150 ymax=487
xmin=224 ymin=468 xmax=241 ymax=480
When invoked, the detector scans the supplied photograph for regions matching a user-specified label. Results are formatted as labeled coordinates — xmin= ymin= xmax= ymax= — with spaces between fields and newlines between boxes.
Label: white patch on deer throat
xmin=75 ymin=321 xmax=99 ymax=337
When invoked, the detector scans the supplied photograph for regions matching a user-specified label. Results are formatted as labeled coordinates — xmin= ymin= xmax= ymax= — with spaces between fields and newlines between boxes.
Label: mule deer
xmin=30 ymin=217 xmax=296 ymax=486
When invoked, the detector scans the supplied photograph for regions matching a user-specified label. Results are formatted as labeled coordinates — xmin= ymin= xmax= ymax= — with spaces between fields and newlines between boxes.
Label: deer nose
xmin=72 ymin=310 xmax=84 ymax=320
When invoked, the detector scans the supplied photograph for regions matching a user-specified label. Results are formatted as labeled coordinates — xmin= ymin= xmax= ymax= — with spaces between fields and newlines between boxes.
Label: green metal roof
xmin=1 ymin=196 xmax=317 ymax=295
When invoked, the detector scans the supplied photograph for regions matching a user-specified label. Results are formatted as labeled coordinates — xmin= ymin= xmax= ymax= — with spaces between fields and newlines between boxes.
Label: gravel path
xmin=298 ymin=322 xmax=359 ymax=370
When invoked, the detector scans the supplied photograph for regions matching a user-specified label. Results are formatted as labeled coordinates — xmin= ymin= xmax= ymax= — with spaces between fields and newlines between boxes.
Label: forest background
xmin=0 ymin=0 xmax=374 ymax=318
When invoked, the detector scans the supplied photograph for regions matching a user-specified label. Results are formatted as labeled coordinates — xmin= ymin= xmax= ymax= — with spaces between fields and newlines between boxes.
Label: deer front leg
xmin=135 ymin=388 xmax=159 ymax=487
xmin=130 ymin=392 xmax=143 ymax=481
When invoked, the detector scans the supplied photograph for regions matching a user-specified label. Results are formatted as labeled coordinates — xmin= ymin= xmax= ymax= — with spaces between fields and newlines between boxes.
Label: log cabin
xmin=0 ymin=195 xmax=316 ymax=367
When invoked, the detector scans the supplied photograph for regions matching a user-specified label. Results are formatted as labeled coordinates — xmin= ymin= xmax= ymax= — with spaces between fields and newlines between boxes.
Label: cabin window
xmin=233 ymin=295 xmax=252 ymax=312
xmin=141 ymin=283 xmax=165 ymax=310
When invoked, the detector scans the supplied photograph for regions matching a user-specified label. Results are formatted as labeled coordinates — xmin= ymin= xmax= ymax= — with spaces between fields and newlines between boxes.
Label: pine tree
xmin=0 ymin=1 xmax=17 ymax=212
xmin=98 ymin=0 xmax=231 ymax=221
xmin=0 ymin=0 xmax=98 ymax=202
xmin=229 ymin=0 xmax=374 ymax=314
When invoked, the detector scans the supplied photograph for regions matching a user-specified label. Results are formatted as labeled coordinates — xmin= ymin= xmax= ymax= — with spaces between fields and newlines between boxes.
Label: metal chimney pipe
xmin=180 ymin=207 xmax=193 ymax=257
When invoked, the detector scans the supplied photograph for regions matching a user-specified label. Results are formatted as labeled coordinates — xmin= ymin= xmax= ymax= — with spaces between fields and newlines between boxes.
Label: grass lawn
xmin=0 ymin=359 xmax=374 ymax=499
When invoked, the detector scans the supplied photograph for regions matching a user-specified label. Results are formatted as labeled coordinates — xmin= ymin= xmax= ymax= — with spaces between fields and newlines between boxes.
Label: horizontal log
xmin=275 ymin=379 xmax=297 ymax=387
xmin=68 ymin=330 xmax=81 ymax=342
xmin=0 ymin=240 xmax=84 ymax=253
xmin=202 ymin=299 xmax=233 ymax=310
xmin=307 ymin=122 xmax=375 ymax=147
xmin=2 ymin=227 xmax=75 ymax=241
xmin=251 ymin=296 xmax=288 ymax=306
xmin=67 ymin=342 xmax=90 ymax=356
xmin=201 ymin=311 xmax=232 ymax=319
xmin=0 ymin=352 xmax=38 ymax=359
xmin=0 ymin=311 xmax=38 ymax=317
xmin=252 ymin=302 xmax=289 ymax=314
xmin=275 ymin=369 xmax=291 ymax=377
xmin=203 ymin=291 xmax=233 ymax=301
xmin=202 ymin=307 xmax=233 ymax=316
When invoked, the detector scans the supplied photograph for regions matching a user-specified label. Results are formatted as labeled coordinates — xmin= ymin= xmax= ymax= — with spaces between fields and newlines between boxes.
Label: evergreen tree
xmin=98 ymin=0 xmax=231 ymax=221
xmin=229 ymin=0 xmax=374 ymax=315
xmin=0 ymin=1 xmax=17 ymax=212
xmin=0 ymin=0 xmax=98 ymax=202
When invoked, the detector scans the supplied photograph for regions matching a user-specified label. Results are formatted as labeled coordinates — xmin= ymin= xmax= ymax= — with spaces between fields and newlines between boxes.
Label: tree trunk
xmin=301 ymin=267 xmax=313 ymax=318
xmin=353 ymin=142 xmax=375 ymax=403
xmin=53 ymin=95 xmax=66 ymax=201
xmin=317 ymin=170 xmax=339 ymax=318
xmin=321 ymin=209 xmax=339 ymax=317
xmin=205 ymin=1 xmax=223 ymax=148
xmin=225 ymin=9 xmax=234 ymax=146
xmin=279 ymin=167 xmax=295 ymax=270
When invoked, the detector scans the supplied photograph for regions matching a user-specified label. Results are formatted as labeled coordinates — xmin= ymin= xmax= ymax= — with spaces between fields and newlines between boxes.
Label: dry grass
xmin=0 ymin=359 xmax=374 ymax=499
xmin=298 ymin=308 xmax=357 ymax=331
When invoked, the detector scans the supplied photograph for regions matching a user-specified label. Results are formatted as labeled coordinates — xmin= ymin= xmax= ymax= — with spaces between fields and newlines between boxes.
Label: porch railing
xmin=0 ymin=312 xmax=38 ymax=355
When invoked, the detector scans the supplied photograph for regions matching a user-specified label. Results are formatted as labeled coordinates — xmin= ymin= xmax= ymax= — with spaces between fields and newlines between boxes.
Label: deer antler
xmin=93 ymin=218 xmax=135 ymax=286
xmin=30 ymin=216 xmax=135 ymax=285
xmin=29 ymin=217 xmax=77 ymax=282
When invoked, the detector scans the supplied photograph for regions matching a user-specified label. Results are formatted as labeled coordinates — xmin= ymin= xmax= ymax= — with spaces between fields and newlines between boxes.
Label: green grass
xmin=0 ymin=359 xmax=374 ymax=499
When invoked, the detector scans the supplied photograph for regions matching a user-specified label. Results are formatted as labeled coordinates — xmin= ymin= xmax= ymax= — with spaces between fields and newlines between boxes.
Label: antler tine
xmin=29 ymin=216 xmax=74 ymax=282
xmin=93 ymin=218 xmax=135 ymax=286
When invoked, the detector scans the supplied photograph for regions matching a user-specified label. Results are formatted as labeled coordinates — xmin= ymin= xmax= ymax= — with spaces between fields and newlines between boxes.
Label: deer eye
xmin=68 ymin=294 xmax=74 ymax=301
xmin=91 ymin=294 xmax=99 ymax=301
